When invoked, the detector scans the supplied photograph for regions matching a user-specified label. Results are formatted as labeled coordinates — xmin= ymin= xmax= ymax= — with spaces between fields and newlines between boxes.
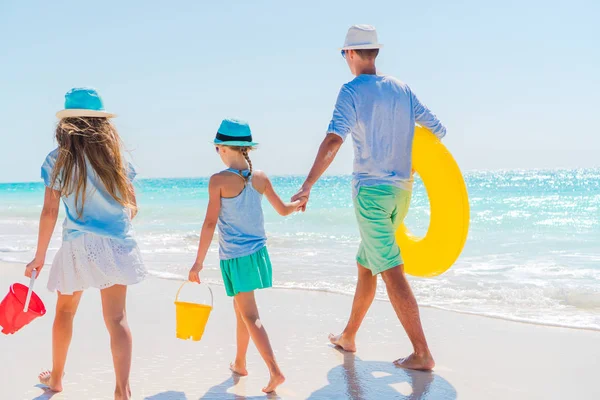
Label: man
xmin=292 ymin=24 xmax=446 ymax=371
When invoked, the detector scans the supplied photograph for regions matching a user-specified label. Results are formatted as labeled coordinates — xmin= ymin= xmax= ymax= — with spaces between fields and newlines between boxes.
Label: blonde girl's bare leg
xmin=101 ymin=285 xmax=132 ymax=400
xmin=39 ymin=290 xmax=83 ymax=392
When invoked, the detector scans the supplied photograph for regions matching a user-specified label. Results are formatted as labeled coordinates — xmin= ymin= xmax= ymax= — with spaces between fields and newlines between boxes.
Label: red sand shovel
xmin=0 ymin=271 xmax=46 ymax=335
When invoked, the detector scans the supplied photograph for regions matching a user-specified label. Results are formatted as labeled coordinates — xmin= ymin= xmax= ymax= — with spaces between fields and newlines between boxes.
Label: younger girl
xmin=188 ymin=118 xmax=305 ymax=394
xmin=25 ymin=88 xmax=146 ymax=400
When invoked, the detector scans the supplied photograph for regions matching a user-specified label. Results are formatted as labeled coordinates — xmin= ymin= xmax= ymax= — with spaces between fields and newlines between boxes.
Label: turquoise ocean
xmin=1 ymin=169 xmax=599 ymax=330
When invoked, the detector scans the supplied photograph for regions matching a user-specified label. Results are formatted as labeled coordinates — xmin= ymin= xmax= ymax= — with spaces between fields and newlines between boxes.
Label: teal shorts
xmin=354 ymin=185 xmax=412 ymax=275
xmin=220 ymin=246 xmax=273 ymax=297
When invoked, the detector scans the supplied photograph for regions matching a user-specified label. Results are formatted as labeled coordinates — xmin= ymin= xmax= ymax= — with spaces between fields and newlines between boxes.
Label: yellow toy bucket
xmin=174 ymin=282 xmax=213 ymax=341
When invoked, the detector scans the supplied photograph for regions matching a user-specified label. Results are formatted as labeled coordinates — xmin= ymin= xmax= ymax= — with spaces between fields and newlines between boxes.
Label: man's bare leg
xmin=329 ymin=263 xmax=377 ymax=352
xmin=381 ymin=265 xmax=435 ymax=371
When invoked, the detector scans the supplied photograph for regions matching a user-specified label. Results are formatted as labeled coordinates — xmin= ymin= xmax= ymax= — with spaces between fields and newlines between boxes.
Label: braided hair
xmin=239 ymin=147 xmax=253 ymax=182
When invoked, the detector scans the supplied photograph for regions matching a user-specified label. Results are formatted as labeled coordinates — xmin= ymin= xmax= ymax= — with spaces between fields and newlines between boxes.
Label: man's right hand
xmin=292 ymin=133 xmax=343 ymax=212
xmin=291 ymin=185 xmax=312 ymax=212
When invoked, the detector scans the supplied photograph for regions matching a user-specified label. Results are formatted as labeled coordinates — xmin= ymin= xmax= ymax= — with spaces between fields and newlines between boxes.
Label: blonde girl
xmin=25 ymin=88 xmax=146 ymax=399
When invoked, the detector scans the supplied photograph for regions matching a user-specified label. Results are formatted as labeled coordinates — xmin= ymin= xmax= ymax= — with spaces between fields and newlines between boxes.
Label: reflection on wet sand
xmin=308 ymin=349 xmax=456 ymax=400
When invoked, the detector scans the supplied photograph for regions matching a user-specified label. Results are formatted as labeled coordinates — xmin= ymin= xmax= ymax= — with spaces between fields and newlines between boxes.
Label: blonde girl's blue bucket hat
xmin=56 ymin=87 xmax=116 ymax=119
xmin=214 ymin=118 xmax=259 ymax=147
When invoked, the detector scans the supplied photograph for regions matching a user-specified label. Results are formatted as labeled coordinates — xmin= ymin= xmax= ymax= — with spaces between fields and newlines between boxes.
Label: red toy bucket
xmin=0 ymin=272 xmax=46 ymax=335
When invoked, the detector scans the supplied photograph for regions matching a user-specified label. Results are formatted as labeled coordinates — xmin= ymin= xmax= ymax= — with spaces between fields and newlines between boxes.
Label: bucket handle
xmin=175 ymin=281 xmax=214 ymax=309
xmin=23 ymin=270 xmax=37 ymax=312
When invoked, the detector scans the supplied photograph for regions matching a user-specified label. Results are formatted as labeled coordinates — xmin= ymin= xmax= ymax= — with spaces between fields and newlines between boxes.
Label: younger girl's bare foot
xmin=262 ymin=371 xmax=285 ymax=393
xmin=328 ymin=333 xmax=357 ymax=352
xmin=38 ymin=370 xmax=63 ymax=392
xmin=114 ymin=387 xmax=132 ymax=400
xmin=230 ymin=361 xmax=248 ymax=376
xmin=393 ymin=352 xmax=436 ymax=371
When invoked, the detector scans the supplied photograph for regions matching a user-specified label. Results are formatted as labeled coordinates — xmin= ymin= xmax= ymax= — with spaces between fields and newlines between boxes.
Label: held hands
xmin=25 ymin=257 xmax=44 ymax=278
xmin=188 ymin=262 xmax=203 ymax=283
xmin=291 ymin=185 xmax=312 ymax=212
xmin=291 ymin=196 xmax=308 ymax=212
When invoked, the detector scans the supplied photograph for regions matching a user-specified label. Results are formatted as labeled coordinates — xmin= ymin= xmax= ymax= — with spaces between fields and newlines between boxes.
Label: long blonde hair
xmin=51 ymin=117 xmax=136 ymax=218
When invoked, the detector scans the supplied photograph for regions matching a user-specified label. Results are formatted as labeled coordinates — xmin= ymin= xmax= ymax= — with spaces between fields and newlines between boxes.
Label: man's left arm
xmin=411 ymin=89 xmax=447 ymax=139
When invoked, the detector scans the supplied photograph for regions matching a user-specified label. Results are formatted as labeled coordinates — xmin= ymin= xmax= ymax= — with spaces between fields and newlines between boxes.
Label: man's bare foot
xmin=38 ymin=370 xmax=63 ymax=392
xmin=229 ymin=361 xmax=248 ymax=376
xmin=328 ymin=333 xmax=357 ymax=352
xmin=262 ymin=371 xmax=285 ymax=393
xmin=393 ymin=352 xmax=435 ymax=371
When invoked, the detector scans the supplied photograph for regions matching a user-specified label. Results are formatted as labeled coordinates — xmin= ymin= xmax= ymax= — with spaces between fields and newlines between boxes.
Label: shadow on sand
xmin=31 ymin=384 xmax=59 ymax=400
xmin=199 ymin=373 xmax=281 ymax=400
xmin=114 ymin=348 xmax=456 ymax=400
xmin=144 ymin=390 xmax=189 ymax=399
xmin=308 ymin=349 xmax=457 ymax=400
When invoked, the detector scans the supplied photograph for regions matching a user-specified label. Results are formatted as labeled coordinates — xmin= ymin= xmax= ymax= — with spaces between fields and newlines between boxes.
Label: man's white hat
xmin=340 ymin=24 xmax=383 ymax=51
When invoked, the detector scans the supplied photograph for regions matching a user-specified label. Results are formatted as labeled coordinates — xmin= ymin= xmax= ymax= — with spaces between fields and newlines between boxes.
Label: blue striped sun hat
xmin=213 ymin=118 xmax=259 ymax=147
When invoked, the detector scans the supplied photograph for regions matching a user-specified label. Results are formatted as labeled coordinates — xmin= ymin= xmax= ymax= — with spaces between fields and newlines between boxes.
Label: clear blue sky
xmin=1 ymin=0 xmax=598 ymax=183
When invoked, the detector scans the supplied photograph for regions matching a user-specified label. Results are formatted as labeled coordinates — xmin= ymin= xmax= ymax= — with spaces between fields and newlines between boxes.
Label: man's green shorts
xmin=354 ymin=185 xmax=412 ymax=275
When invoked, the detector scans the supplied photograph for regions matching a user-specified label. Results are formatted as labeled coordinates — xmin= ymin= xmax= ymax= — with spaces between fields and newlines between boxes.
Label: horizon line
xmin=1 ymin=166 xmax=598 ymax=186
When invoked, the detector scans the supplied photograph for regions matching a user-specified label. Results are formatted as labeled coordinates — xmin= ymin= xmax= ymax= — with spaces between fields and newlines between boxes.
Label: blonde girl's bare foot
xmin=393 ymin=352 xmax=436 ymax=371
xmin=328 ymin=333 xmax=357 ymax=352
xmin=230 ymin=361 xmax=248 ymax=376
xmin=38 ymin=370 xmax=63 ymax=392
xmin=262 ymin=371 xmax=285 ymax=393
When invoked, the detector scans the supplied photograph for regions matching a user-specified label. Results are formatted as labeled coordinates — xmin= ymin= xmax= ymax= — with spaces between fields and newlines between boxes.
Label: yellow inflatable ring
xmin=395 ymin=126 xmax=470 ymax=277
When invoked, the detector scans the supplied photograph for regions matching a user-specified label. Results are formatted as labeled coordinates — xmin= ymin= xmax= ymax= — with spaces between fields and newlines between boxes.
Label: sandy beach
xmin=2 ymin=0 xmax=599 ymax=398
xmin=1 ymin=262 xmax=598 ymax=399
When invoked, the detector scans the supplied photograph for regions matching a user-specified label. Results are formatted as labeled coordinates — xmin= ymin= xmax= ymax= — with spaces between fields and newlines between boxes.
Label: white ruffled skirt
xmin=48 ymin=233 xmax=147 ymax=295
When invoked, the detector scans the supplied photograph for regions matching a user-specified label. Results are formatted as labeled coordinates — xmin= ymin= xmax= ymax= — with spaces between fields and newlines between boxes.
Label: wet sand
xmin=1 ymin=262 xmax=599 ymax=399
